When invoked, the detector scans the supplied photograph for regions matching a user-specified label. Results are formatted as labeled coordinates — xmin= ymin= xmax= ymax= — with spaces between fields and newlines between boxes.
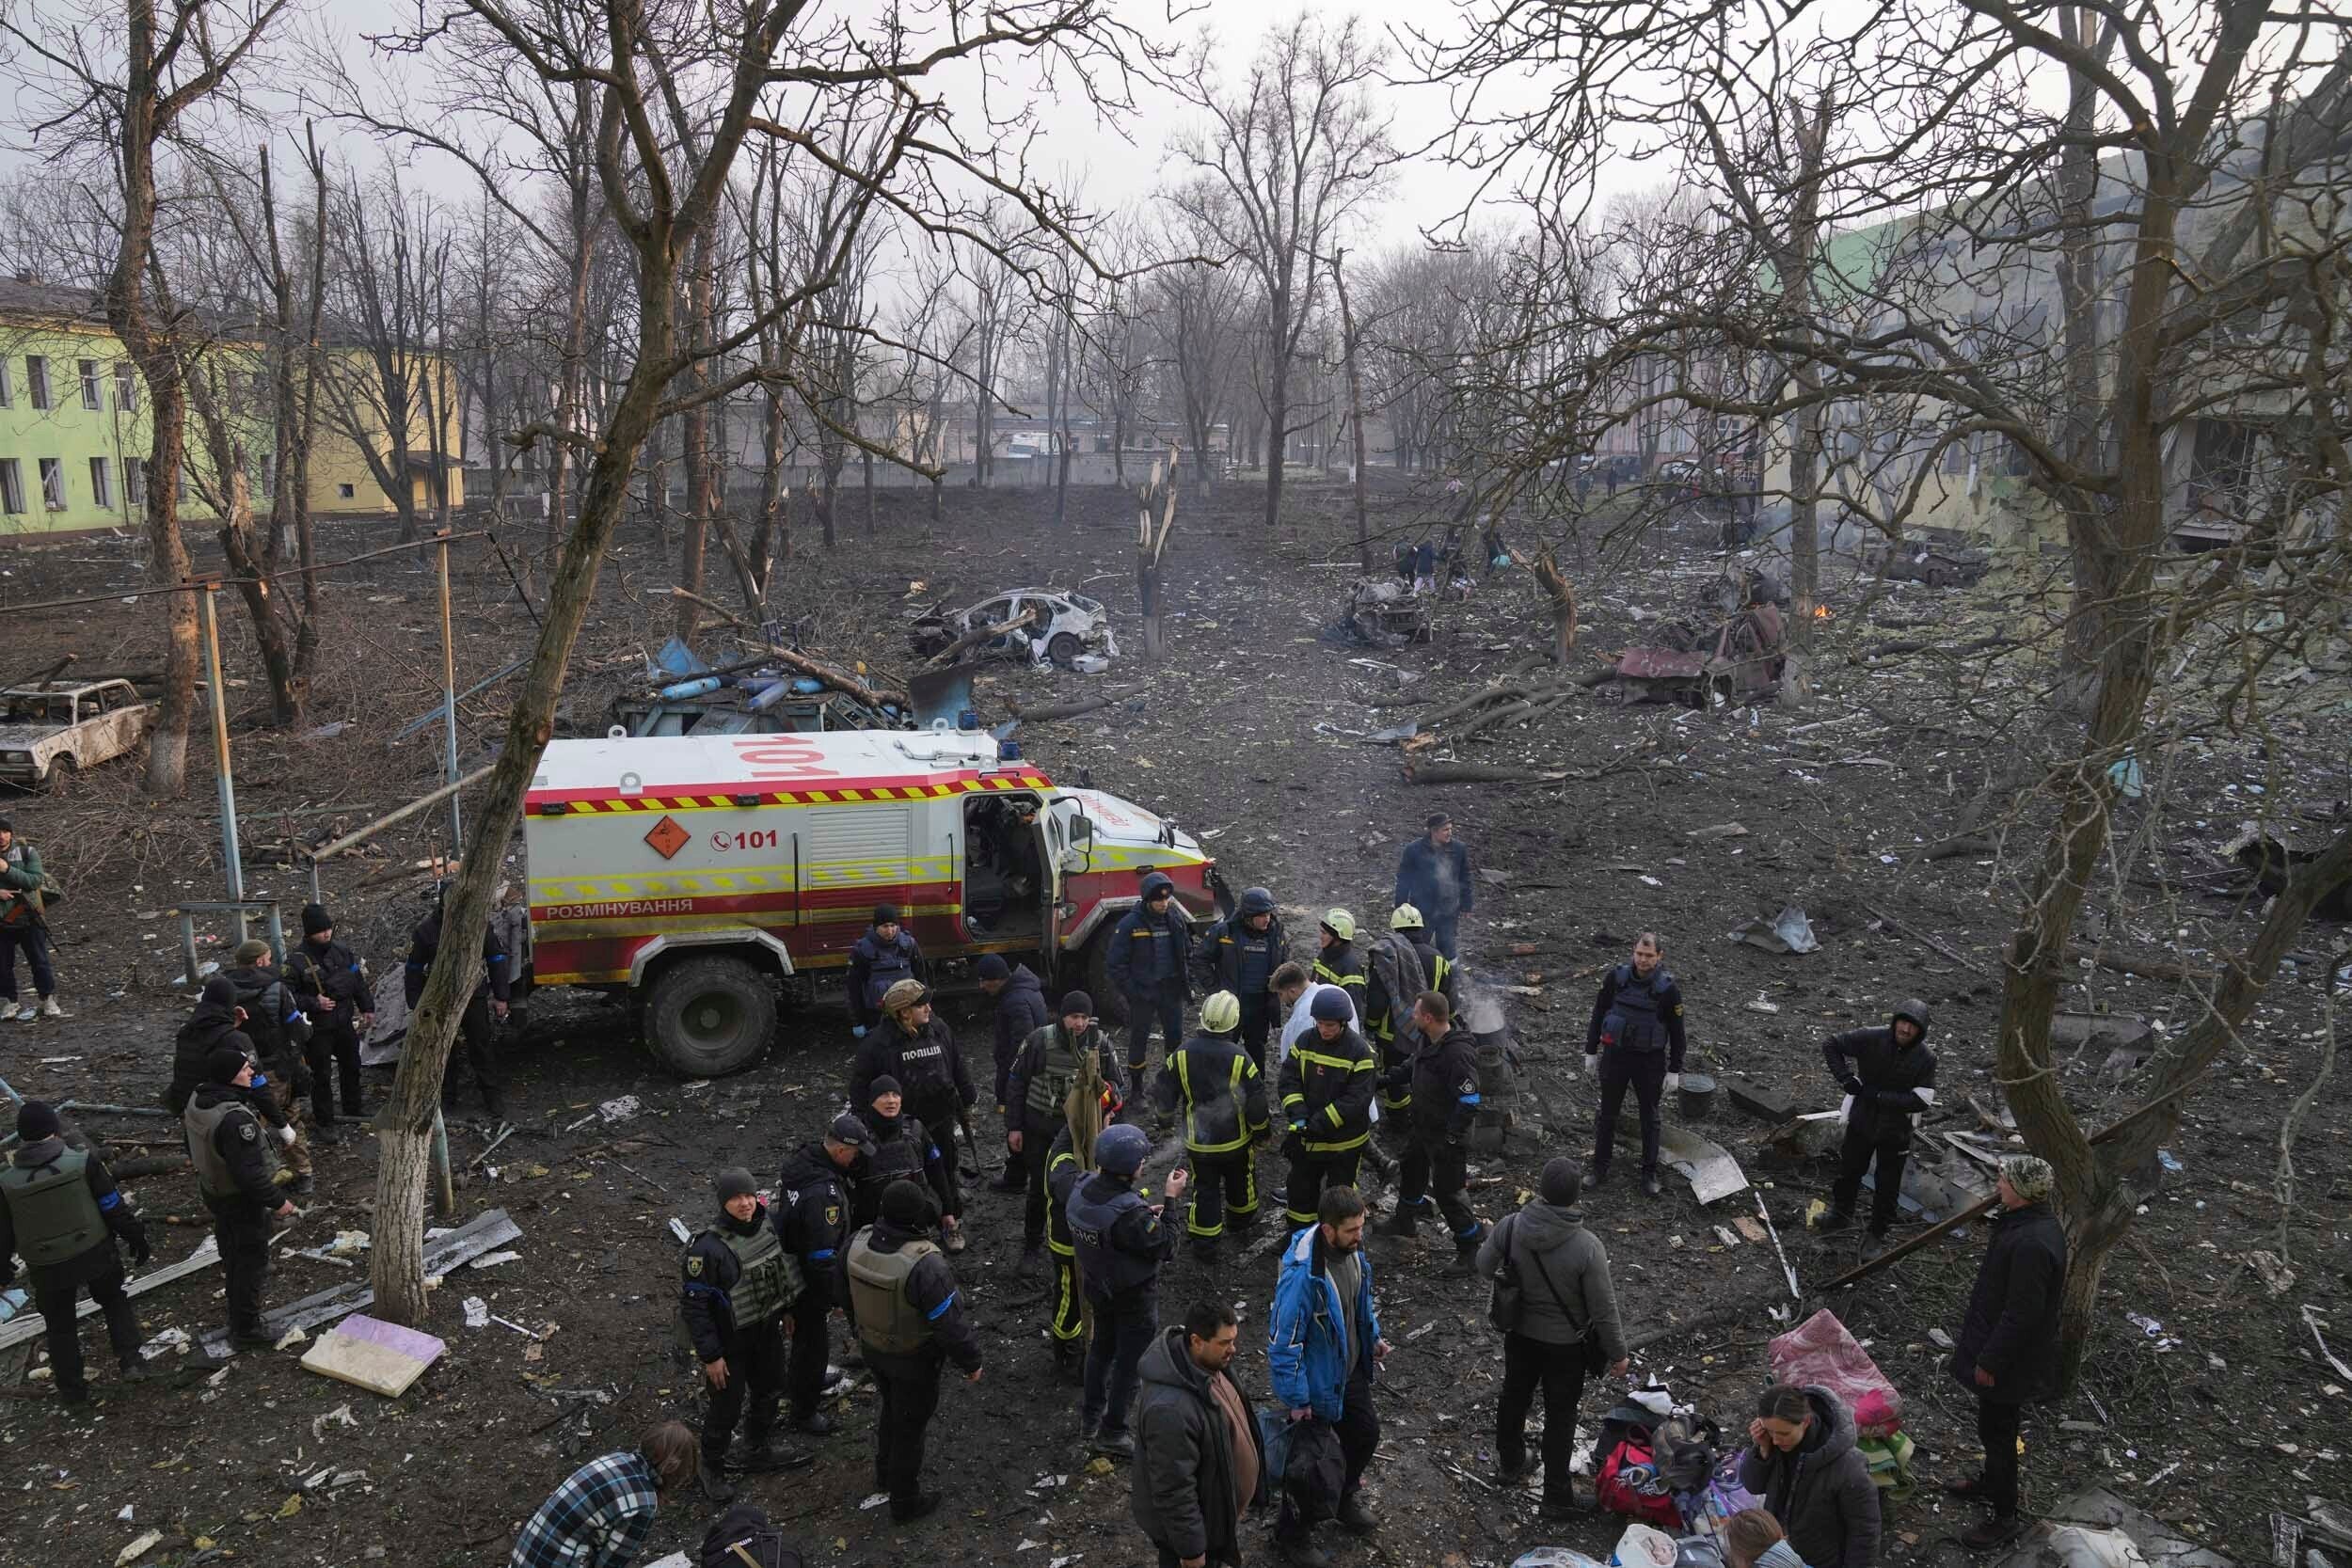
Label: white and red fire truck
xmin=520 ymin=728 xmax=1222 ymax=1074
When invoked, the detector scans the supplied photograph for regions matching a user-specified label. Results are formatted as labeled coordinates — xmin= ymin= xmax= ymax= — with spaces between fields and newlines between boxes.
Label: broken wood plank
xmin=0 ymin=1237 xmax=221 ymax=1352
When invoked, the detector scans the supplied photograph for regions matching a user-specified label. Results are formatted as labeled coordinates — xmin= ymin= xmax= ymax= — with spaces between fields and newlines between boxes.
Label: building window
xmin=125 ymin=457 xmax=146 ymax=508
xmin=89 ymin=456 xmax=114 ymax=509
xmin=338 ymin=482 xmax=356 ymax=499
xmin=26 ymin=356 xmax=51 ymax=410
xmin=79 ymin=359 xmax=101 ymax=410
xmin=0 ymin=359 xmax=12 ymax=407
xmin=116 ymin=362 xmax=138 ymax=412
xmin=39 ymin=457 xmax=66 ymax=510
xmin=0 ymin=459 xmax=22 ymax=514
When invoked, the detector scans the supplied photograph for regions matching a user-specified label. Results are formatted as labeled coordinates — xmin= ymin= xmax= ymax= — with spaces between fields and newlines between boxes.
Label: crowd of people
xmin=0 ymin=813 xmax=2071 ymax=1568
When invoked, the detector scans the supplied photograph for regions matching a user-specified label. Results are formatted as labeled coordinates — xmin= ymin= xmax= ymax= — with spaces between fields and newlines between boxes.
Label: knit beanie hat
xmin=977 ymin=955 xmax=1010 ymax=981
xmin=880 ymin=1179 xmax=939 ymax=1231
xmin=1060 ymin=991 xmax=1093 ymax=1018
xmin=2000 ymin=1154 xmax=2055 ymax=1202
xmin=15 ymin=1101 xmax=60 ymax=1142
xmin=1539 ymin=1156 xmax=1582 ymax=1207
xmin=714 ymin=1167 xmax=757 ymax=1203
xmin=206 ymin=1046 xmax=250 ymax=1085
xmin=301 ymin=903 xmax=333 ymax=936
xmin=231 ymin=939 xmax=273 ymax=965
xmin=867 ymin=1074 xmax=902 ymax=1101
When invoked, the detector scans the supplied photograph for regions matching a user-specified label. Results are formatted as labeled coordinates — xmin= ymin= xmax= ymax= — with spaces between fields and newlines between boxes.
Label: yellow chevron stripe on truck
xmin=544 ymin=773 xmax=1051 ymax=814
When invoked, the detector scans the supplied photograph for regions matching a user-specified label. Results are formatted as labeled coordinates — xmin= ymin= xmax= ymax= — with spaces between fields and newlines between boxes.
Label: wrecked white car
xmin=1 ymin=679 xmax=151 ymax=790
xmin=911 ymin=589 xmax=1118 ymax=669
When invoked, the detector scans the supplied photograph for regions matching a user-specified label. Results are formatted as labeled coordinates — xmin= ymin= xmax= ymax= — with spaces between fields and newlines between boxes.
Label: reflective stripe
xmin=1292 ymin=1049 xmax=1367 ymax=1073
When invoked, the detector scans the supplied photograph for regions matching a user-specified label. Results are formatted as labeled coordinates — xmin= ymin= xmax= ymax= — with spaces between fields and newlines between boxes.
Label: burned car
xmin=1 ymin=679 xmax=151 ymax=789
xmin=910 ymin=588 xmax=1117 ymax=668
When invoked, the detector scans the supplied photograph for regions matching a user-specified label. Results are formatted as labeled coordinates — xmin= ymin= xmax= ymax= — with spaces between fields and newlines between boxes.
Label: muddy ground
xmin=1 ymin=475 xmax=2346 ymax=1568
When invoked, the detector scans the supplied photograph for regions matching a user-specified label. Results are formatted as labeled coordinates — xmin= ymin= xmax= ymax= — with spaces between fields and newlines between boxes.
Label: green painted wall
xmin=0 ymin=319 xmax=222 ymax=535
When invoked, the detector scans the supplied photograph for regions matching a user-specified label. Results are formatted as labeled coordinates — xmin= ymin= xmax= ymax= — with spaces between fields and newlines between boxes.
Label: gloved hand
xmin=851 ymin=1025 xmax=867 ymax=1039
xmin=1577 ymin=1053 xmax=1596 ymax=1079
xmin=278 ymin=1125 xmax=297 ymax=1147
xmin=132 ymin=1241 xmax=153 ymax=1266
xmin=1664 ymin=1072 xmax=1681 ymax=1093
xmin=1842 ymin=1076 xmax=1866 ymax=1098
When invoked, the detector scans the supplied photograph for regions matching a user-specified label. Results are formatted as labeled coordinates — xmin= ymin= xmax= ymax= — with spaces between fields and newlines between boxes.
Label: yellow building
xmin=0 ymin=277 xmax=462 ymax=538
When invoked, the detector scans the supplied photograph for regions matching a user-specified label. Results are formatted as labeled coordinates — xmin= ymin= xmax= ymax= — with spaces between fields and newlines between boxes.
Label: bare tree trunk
xmin=675 ymin=237 xmax=716 ymax=643
xmin=863 ymin=449 xmax=876 ymax=534
xmin=292 ymin=125 xmax=329 ymax=675
xmin=1332 ymin=249 xmax=1371 ymax=571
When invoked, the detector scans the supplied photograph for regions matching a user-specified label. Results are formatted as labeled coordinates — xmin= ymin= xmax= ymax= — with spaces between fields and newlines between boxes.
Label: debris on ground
xmin=1728 ymin=906 xmax=1820 ymax=954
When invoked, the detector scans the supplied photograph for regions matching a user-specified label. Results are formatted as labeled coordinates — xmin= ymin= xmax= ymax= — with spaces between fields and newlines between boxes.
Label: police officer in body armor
xmin=221 ymin=939 xmax=317 ymax=1197
xmin=283 ymin=902 xmax=373 ymax=1140
xmin=1582 ymin=932 xmax=1689 ymax=1198
xmin=1822 ymin=998 xmax=1940 ymax=1257
xmin=846 ymin=905 xmax=925 ymax=1038
xmin=404 ymin=891 xmax=512 ymax=1119
xmin=1006 ymin=990 xmax=1126 ymax=1272
xmin=845 ymin=1179 xmax=984 ymax=1523
xmin=1152 ymin=990 xmax=1268 ymax=1263
xmin=679 ymin=1167 xmax=814 ymax=1502
xmin=1071 ymin=1123 xmax=1189 ymax=1460
xmin=977 ymin=954 xmax=1051 ymax=1193
xmin=183 ymin=1047 xmax=297 ymax=1349
xmin=848 ymin=980 xmax=976 ymax=1180
xmin=851 ymin=1077 xmax=963 ymax=1251
xmin=1375 ymin=991 xmax=1490 ymax=1275
xmin=1192 ymin=886 xmax=1290 ymax=1070
xmin=774 ymin=1113 xmax=872 ymax=1435
xmin=0 ymin=1101 xmax=153 ymax=1404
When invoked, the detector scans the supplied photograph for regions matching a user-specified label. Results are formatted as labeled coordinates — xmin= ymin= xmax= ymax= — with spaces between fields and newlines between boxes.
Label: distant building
xmin=0 ymin=277 xmax=462 ymax=539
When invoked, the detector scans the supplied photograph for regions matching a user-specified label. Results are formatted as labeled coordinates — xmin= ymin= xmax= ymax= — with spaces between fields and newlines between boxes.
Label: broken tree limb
xmin=1915 ymin=834 xmax=1995 ymax=862
xmin=1007 ymin=686 xmax=1144 ymax=724
xmin=1406 ymin=754 xmax=1667 ymax=788
xmin=1533 ymin=546 xmax=1578 ymax=661
xmin=307 ymin=766 xmax=498 ymax=863
xmin=922 ymin=606 xmax=1040 ymax=669
xmin=1865 ymin=901 xmax=1983 ymax=973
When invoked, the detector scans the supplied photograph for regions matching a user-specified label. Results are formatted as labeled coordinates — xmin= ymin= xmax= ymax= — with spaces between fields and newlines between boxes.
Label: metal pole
xmin=199 ymin=584 xmax=246 ymax=929
xmin=436 ymin=531 xmax=463 ymax=847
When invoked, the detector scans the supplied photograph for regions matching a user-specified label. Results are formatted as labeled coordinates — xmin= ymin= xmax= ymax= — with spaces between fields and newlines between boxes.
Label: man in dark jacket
xmin=0 ymin=1101 xmax=153 ymax=1404
xmin=1193 ymin=887 xmax=1289 ymax=1070
xmin=850 ymin=1077 xmax=962 ymax=1251
xmin=1134 ymin=1299 xmax=1266 ymax=1568
xmin=774 ymin=1114 xmax=871 ymax=1436
xmin=849 ymin=980 xmax=977 ymax=1184
xmin=222 ymin=940 xmax=317 ymax=1197
xmin=1153 ymin=990 xmax=1268 ymax=1262
xmin=679 ymin=1167 xmax=813 ymax=1499
xmin=1738 ymin=1385 xmax=1882 ymax=1568
xmin=1375 ymin=991 xmax=1488 ymax=1275
xmin=1393 ymin=813 xmax=1474 ymax=960
xmin=978 ymin=955 xmax=1051 ymax=1192
xmin=844 ymin=1179 xmax=983 ymax=1523
xmin=168 ymin=975 xmax=253 ymax=1115
xmin=1007 ymin=991 xmax=1126 ymax=1268
xmin=1072 ymin=1124 xmax=1189 ymax=1459
xmin=183 ymin=1047 xmax=297 ymax=1350
xmin=1821 ymin=998 xmax=1939 ymax=1251
xmin=1474 ymin=1159 xmax=1629 ymax=1518
xmin=1108 ymin=870 xmax=1192 ymax=1074
xmin=846 ymin=906 xmax=924 ymax=1037
xmin=1361 ymin=917 xmax=1429 ymax=1123
xmin=1584 ymin=932 xmax=1688 ymax=1198
xmin=1276 ymin=990 xmax=1376 ymax=1227
xmin=0 ymin=816 xmax=61 ymax=1021
xmin=283 ymin=902 xmax=374 ymax=1138
xmin=405 ymin=890 xmax=512 ymax=1119
xmin=1946 ymin=1154 xmax=2067 ymax=1549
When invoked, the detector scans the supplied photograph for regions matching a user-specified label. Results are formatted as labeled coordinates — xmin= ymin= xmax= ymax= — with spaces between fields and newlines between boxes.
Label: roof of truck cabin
xmin=527 ymin=730 xmax=1035 ymax=803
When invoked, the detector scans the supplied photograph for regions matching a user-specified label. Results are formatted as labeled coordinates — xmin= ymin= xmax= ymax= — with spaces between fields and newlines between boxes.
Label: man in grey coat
xmin=1474 ymin=1158 xmax=1629 ymax=1519
xmin=1135 ymin=1299 xmax=1266 ymax=1568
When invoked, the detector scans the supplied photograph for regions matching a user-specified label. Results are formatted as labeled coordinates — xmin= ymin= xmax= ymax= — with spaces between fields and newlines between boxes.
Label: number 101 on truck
xmin=521 ymin=729 xmax=1224 ymax=1075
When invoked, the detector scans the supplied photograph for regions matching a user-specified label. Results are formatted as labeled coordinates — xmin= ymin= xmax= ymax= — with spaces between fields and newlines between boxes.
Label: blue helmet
xmin=1310 ymin=988 xmax=1353 ymax=1024
xmin=1095 ymin=1122 xmax=1150 ymax=1178
xmin=1237 ymin=886 xmax=1277 ymax=919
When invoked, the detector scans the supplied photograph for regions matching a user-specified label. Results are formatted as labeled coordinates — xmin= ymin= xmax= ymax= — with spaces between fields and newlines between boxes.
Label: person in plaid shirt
xmin=510 ymin=1422 xmax=699 ymax=1568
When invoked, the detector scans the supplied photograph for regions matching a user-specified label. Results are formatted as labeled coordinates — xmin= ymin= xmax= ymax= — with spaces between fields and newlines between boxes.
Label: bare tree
xmin=3 ymin=0 xmax=291 ymax=793
xmin=1171 ymin=16 xmax=1393 ymax=532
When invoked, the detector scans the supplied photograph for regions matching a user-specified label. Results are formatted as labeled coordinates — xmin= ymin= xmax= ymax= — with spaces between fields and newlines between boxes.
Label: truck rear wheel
xmin=644 ymin=955 xmax=776 ymax=1077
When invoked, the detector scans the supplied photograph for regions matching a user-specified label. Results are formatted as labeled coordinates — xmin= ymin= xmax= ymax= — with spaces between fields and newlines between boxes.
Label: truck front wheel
xmin=644 ymin=955 xmax=776 ymax=1077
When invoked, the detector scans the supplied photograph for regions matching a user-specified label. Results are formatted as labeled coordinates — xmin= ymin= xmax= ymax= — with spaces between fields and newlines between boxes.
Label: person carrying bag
xmin=1475 ymin=1157 xmax=1630 ymax=1520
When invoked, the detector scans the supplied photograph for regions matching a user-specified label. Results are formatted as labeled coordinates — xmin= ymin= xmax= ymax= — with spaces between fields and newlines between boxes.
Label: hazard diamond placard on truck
xmin=522 ymin=730 xmax=1219 ymax=1076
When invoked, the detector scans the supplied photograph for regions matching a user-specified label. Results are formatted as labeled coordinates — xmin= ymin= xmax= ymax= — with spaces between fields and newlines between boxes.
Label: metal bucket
xmin=1677 ymin=1071 xmax=1717 ymax=1122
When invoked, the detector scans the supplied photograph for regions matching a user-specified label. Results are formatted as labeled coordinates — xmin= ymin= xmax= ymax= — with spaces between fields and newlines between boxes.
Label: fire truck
xmin=520 ymin=728 xmax=1223 ymax=1074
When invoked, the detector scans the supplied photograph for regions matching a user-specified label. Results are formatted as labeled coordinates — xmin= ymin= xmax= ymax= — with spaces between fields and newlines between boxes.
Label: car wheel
xmin=644 ymin=954 xmax=777 ymax=1077
xmin=1048 ymin=632 xmax=1083 ymax=669
xmin=43 ymin=755 xmax=77 ymax=795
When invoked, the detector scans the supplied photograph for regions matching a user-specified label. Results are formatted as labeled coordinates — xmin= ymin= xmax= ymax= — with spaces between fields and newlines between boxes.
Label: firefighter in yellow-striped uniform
xmin=1275 ymin=989 xmax=1377 ymax=1227
xmin=1041 ymin=1078 xmax=1125 ymax=1384
xmin=1151 ymin=990 xmax=1269 ymax=1264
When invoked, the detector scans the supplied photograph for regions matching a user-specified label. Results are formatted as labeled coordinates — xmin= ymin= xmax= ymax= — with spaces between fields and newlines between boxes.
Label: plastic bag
xmin=1613 ymin=1522 xmax=1678 ymax=1568
xmin=1768 ymin=1307 xmax=1901 ymax=1425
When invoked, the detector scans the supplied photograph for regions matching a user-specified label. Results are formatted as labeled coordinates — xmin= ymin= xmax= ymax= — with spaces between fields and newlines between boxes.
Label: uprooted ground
xmin=2 ymin=476 xmax=2346 ymax=1568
